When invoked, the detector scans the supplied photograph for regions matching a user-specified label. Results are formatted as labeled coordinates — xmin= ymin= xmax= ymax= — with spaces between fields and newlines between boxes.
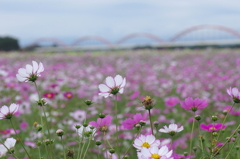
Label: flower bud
xmin=212 ymin=132 xmax=218 ymax=137
xmin=153 ymin=121 xmax=159 ymax=127
xmin=75 ymin=125 xmax=81 ymax=129
xmin=90 ymin=126 xmax=95 ymax=130
xmin=236 ymin=146 xmax=239 ymax=150
xmin=183 ymin=152 xmax=188 ymax=156
xmin=84 ymin=100 xmax=93 ymax=106
xmin=36 ymin=141 xmax=42 ymax=146
xmin=211 ymin=115 xmax=218 ymax=122
xmin=194 ymin=115 xmax=201 ymax=121
xmin=135 ymin=124 xmax=141 ymax=130
xmin=36 ymin=125 xmax=42 ymax=132
xmin=193 ymin=147 xmax=197 ymax=152
xmin=56 ymin=129 xmax=64 ymax=137
xmin=222 ymin=110 xmax=228 ymax=115
xmin=36 ymin=98 xmax=47 ymax=106
xmin=109 ymin=149 xmax=115 ymax=154
xmin=67 ymin=150 xmax=74 ymax=158
xmin=83 ymin=123 xmax=88 ymax=127
xmin=139 ymin=120 xmax=146 ymax=126
xmin=98 ymin=113 xmax=106 ymax=119
xmin=95 ymin=141 xmax=102 ymax=146
xmin=123 ymin=156 xmax=129 ymax=159
xmin=142 ymin=96 xmax=155 ymax=110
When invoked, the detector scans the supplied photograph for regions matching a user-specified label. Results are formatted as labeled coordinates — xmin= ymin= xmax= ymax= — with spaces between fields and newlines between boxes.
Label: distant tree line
xmin=0 ymin=36 xmax=20 ymax=51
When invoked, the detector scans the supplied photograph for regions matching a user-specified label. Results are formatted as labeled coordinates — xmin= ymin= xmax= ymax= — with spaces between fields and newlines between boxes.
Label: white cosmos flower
xmin=0 ymin=103 xmax=19 ymax=120
xmin=98 ymin=75 xmax=126 ymax=98
xmin=16 ymin=61 xmax=44 ymax=82
xmin=159 ymin=123 xmax=184 ymax=136
xmin=0 ymin=138 xmax=16 ymax=157
xmin=138 ymin=146 xmax=173 ymax=159
xmin=133 ymin=134 xmax=160 ymax=151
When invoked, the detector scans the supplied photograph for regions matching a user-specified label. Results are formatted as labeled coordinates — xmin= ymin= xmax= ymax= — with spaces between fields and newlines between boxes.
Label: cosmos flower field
xmin=0 ymin=49 xmax=240 ymax=159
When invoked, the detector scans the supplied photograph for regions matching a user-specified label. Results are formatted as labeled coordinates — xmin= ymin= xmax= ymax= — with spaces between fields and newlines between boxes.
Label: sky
xmin=1 ymin=0 xmax=240 ymax=46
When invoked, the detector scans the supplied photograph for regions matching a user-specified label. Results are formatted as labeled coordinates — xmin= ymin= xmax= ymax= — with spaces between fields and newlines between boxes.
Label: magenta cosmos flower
xmin=89 ymin=115 xmax=113 ymax=133
xmin=0 ymin=104 xmax=19 ymax=120
xmin=63 ymin=92 xmax=74 ymax=100
xmin=16 ymin=61 xmax=44 ymax=82
xmin=200 ymin=123 xmax=226 ymax=132
xmin=122 ymin=113 xmax=147 ymax=130
xmin=98 ymin=75 xmax=126 ymax=98
xmin=181 ymin=97 xmax=208 ymax=112
xmin=227 ymin=87 xmax=240 ymax=103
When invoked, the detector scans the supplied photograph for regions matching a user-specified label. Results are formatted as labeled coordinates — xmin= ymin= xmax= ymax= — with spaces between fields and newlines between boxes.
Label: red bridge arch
xmin=170 ymin=24 xmax=240 ymax=42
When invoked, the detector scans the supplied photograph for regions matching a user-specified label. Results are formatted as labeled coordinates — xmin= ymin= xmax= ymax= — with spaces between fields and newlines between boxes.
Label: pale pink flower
xmin=159 ymin=124 xmax=184 ymax=136
xmin=0 ymin=138 xmax=16 ymax=157
xmin=227 ymin=87 xmax=240 ymax=103
xmin=0 ymin=103 xmax=19 ymax=120
xmin=133 ymin=134 xmax=160 ymax=150
xmin=98 ymin=75 xmax=126 ymax=98
xmin=138 ymin=146 xmax=173 ymax=159
xmin=16 ymin=61 xmax=44 ymax=82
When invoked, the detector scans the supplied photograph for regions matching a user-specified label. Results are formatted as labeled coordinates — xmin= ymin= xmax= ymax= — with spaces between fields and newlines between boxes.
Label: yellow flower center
xmin=142 ymin=142 xmax=150 ymax=148
xmin=144 ymin=96 xmax=151 ymax=101
xmin=210 ymin=127 xmax=216 ymax=130
xmin=151 ymin=154 xmax=161 ymax=159
xmin=47 ymin=94 xmax=52 ymax=98
xmin=67 ymin=94 xmax=72 ymax=98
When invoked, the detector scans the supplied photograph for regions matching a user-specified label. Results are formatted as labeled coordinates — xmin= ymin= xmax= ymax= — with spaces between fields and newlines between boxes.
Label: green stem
xmin=115 ymin=95 xmax=119 ymax=158
xmin=61 ymin=137 xmax=67 ymax=159
xmin=77 ymin=127 xmax=86 ymax=159
xmin=10 ymin=119 xmax=32 ymax=159
xmin=38 ymin=147 xmax=41 ymax=159
xmin=189 ymin=116 xmax=195 ymax=155
xmin=148 ymin=109 xmax=154 ymax=135
xmin=34 ymin=82 xmax=54 ymax=159
xmin=82 ymin=137 xmax=92 ymax=159
xmin=211 ymin=124 xmax=240 ymax=158
xmin=79 ymin=141 xmax=86 ymax=159
xmin=224 ymin=136 xmax=240 ymax=159
xmin=216 ymin=103 xmax=235 ymax=142
xmin=122 ymin=129 xmax=142 ymax=158
xmin=197 ymin=121 xmax=204 ymax=154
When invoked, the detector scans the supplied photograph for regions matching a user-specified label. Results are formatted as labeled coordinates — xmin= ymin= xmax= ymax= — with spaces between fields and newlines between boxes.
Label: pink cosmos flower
xmin=20 ymin=122 xmax=28 ymax=130
xmin=200 ymin=123 xmax=226 ymax=132
xmin=181 ymin=97 xmax=208 ymax=112
xmin=0 ymin=103 xmax=19 ymax=120
xmin=133 ymin=134 xmax=160 ymax=150
xmin=89 ymin=115 xmax=113 ymax=133
xmin=122 ymin=113 xmax=147 ymax=130
xmin=16 ymin=61 xmax=44 ymax=82
xmin=227 ymin=87 xmax=240 ymax=103
xmin=173 ymin=154 xmax=193 ymax=159
xmin=165 ymin=96 xmax=179 ymax=107
xmin=159 ymin=123 xmax=184 ymax=136
xmin=63 ymin=92 xmax=74 ymax=100
xmin=98 ymin=75 xmax=126 ymax=98
xmin=43 ymin=92 xmax=55 ymax=99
